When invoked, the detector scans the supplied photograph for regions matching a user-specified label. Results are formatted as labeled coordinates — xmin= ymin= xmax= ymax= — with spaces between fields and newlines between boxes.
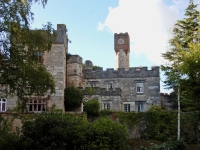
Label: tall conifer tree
xmin=162 ymin=0 xmax=200 ymax=111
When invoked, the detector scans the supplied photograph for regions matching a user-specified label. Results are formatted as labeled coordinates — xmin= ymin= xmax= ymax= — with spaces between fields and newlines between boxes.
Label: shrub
xmin=64 ymin=86 xmax=83 ymax=106
xmin=86 ymin=117 xmax=129 ymax=150
xmin=84 ymin=99 xmax=100 ymax=116
xmin=99 ymin=109 xmax=113 ymax=117
xmin=0 ymin=115 xmax=21 ymax=150
xmin=21 ymin=112 xmax=88 ymax=149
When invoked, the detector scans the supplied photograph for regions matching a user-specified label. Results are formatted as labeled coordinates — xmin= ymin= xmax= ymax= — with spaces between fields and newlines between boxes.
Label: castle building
xmin=1 ymin=24 xmax=160 ymax=113
xmin=2 ymin=24 xmax=67 ymax=112
xmin=68 ymin=33 xmax=160 ymax=112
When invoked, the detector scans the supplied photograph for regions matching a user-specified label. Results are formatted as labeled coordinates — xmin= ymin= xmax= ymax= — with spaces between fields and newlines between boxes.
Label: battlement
xmin=67 ymin=55 xmax=83 ymax=64
xmin=84 ymin=66 xmax=159 ymax=79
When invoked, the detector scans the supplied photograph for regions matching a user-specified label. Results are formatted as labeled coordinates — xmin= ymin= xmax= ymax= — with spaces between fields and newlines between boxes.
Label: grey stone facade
xmin=68 ymin=32 xmax=160 ymax=112
xmin=81 ymin=64 xmax=160 ymax=112
xmin=2 ymin=24 xmax=160 ymax=113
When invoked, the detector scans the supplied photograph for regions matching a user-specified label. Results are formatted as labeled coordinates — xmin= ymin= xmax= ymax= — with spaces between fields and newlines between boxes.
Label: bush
xmin=64 ymin=86 xmax=83 ymax=106
xmin=84 ymin=99 xmax=100 ymax=116
xmin=21 ymin=113 xmax=87 ymax=149
xmin=20 ymin=113 xmax=129 ymax=149
xmin=0 ymin=115 xmax=22 ymax=150
xmin=99 ymin=109 xmax=113 ymax=117
xmin=86 ymin=117 xmax=129 ymax=150
xmin=136 ymin=139 xmax=186 ymax=150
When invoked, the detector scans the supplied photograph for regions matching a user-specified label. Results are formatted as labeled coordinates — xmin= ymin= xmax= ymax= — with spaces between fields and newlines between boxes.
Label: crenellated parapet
xmin=84 ymin=66 xmax=159 ymax=79
xmin=67 ymin=55 xmax=82 ymax=64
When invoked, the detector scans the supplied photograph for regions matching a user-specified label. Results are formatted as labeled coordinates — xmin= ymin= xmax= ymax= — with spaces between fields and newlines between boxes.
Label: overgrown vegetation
xmin=0 ymin=113 xmax=129 ymax=150
xmin=64 ymin=86 xmax=83 ymax=106
xmin=84 ymin=99 xmax=100 ymax=116
xmin=1 ymin=110 xmax=200 ymax=149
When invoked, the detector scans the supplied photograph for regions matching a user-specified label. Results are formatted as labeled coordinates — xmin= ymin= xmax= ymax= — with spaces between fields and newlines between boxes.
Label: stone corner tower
xmin=43 ymin=24 xmax=67 ymax=111
xmin=114 ymin=32 xmax=130 ymax=70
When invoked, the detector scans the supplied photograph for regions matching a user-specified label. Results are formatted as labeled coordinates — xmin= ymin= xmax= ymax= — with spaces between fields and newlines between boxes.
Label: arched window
xmin=0 ymin=98 xmax=7 ymax=112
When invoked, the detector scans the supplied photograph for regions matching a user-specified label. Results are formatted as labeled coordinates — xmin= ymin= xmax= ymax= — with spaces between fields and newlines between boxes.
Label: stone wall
xmin=43 ymin=24 xmax=67 ymax=111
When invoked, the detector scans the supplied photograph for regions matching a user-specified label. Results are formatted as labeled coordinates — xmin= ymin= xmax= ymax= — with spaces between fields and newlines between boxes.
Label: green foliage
xmin=86 ymin=117 xmax=129 ymax=150
xmin=161 ymin=0 xmax=200 ymax=110
xmin=20 ymin=113 xmax=129 ymax=149
xmin=92 ymin=65 xmax=102 ymax=71
xmin=99 ymin=109 xmax=113 ymax=117
xmin=116 ymin=112 xmax=144 ymax=129
xmin=136 ymin=140 xmax=186 ymax=150
xmin=0 ymin=114 xmax=21 ymax=150
xmin=84 ymin=99 xmax=100 ymax=116
xmin=21 ymin=113 xmax=87 ymax=149
xmin=64 ymin=86 xmax=83 ymax=106
xmin=0 ymin=0 xmax=56 ymax=101
xmin=66 ymin=53 xmax=71 ymax=60
xmin=86 ymin=87 xmax=94 ymax=95
xmin=149 ymin=105 xmax=165 ymax=111
xmin=142 ymin=110 xmax=177 ymax=141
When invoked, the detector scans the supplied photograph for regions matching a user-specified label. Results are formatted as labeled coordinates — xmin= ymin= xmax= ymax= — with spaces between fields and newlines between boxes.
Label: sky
xmin=31 ymin=0 xmax=200 ymax=93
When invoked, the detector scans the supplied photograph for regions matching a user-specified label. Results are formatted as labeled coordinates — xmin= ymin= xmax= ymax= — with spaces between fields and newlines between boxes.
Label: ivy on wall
xmin=64 ymin=86 xmax=83 ymax=106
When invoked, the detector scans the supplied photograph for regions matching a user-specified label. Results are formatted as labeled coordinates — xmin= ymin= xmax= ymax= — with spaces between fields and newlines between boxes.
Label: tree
xmin=161 ymin=0 xmax=200 ymax=140
xmin=161 ymin=0 xmax=200 ymax=110
xmin=0 ymin=0 xmax=56 ymax=103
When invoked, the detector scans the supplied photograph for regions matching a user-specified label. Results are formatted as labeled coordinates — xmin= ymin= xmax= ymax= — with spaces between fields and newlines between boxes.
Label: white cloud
xmin=97 ymin=0 xmax=193 ymax=65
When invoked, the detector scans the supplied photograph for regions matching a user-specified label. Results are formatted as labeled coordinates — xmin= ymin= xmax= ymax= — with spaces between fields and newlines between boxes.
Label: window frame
xmin=103 ymin=103 xmax=111 ymax=110
xmin=136 ymin=83 xmax=144 ymax=94
xmin=135 ymin=101 xmax=145 ymax=112
xmin=26 ymin=99 xmax=47 ymax=112
xmin=0 ymin=98 xmax=7 ymax=112
xmin=124 ymin=104 xmax=130 ymax=112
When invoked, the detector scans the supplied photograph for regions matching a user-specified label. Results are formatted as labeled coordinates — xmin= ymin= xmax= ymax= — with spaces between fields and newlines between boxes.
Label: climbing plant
xmin=64 ymin=86 xmax=83 ymax=106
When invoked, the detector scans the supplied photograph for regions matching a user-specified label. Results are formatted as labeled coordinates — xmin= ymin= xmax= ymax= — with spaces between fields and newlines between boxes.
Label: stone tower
xmin=114 ymin=33 xmax=130 ymax=70
xmin=67 ymin=55 xmax=84 ymax=87
xmin=43 ymin=24 xmax=67 ymax=111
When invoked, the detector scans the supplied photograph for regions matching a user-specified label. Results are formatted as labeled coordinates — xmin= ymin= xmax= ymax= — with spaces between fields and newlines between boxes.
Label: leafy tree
xmin=161 ymin=0 xmax=200 ymax=111
xmin=84 ymin=99 xmax=100 ymax=116
xmin=64 ymin=86 xmax=83 ymax=106
xmin=0 ymin=0 xmax=56 ymax=104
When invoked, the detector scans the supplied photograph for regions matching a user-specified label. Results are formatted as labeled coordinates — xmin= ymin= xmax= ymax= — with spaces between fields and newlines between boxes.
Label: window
xmin=124 ymin=104 xmax=130 ymax=112
xmin=135 ymin=101 xmax=145 ymax=112
xmin=104 ymin=103 xmax=110 ymax=110
xmin=136 ymin=83 xmax=144 ymax=93
xmin=0 ymin=98 xmax=7 ymax=112
xmin=106 ymin=83 xmax=113 ymax=91
xmin=27 ymin=99 xmax=46 ymax=112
